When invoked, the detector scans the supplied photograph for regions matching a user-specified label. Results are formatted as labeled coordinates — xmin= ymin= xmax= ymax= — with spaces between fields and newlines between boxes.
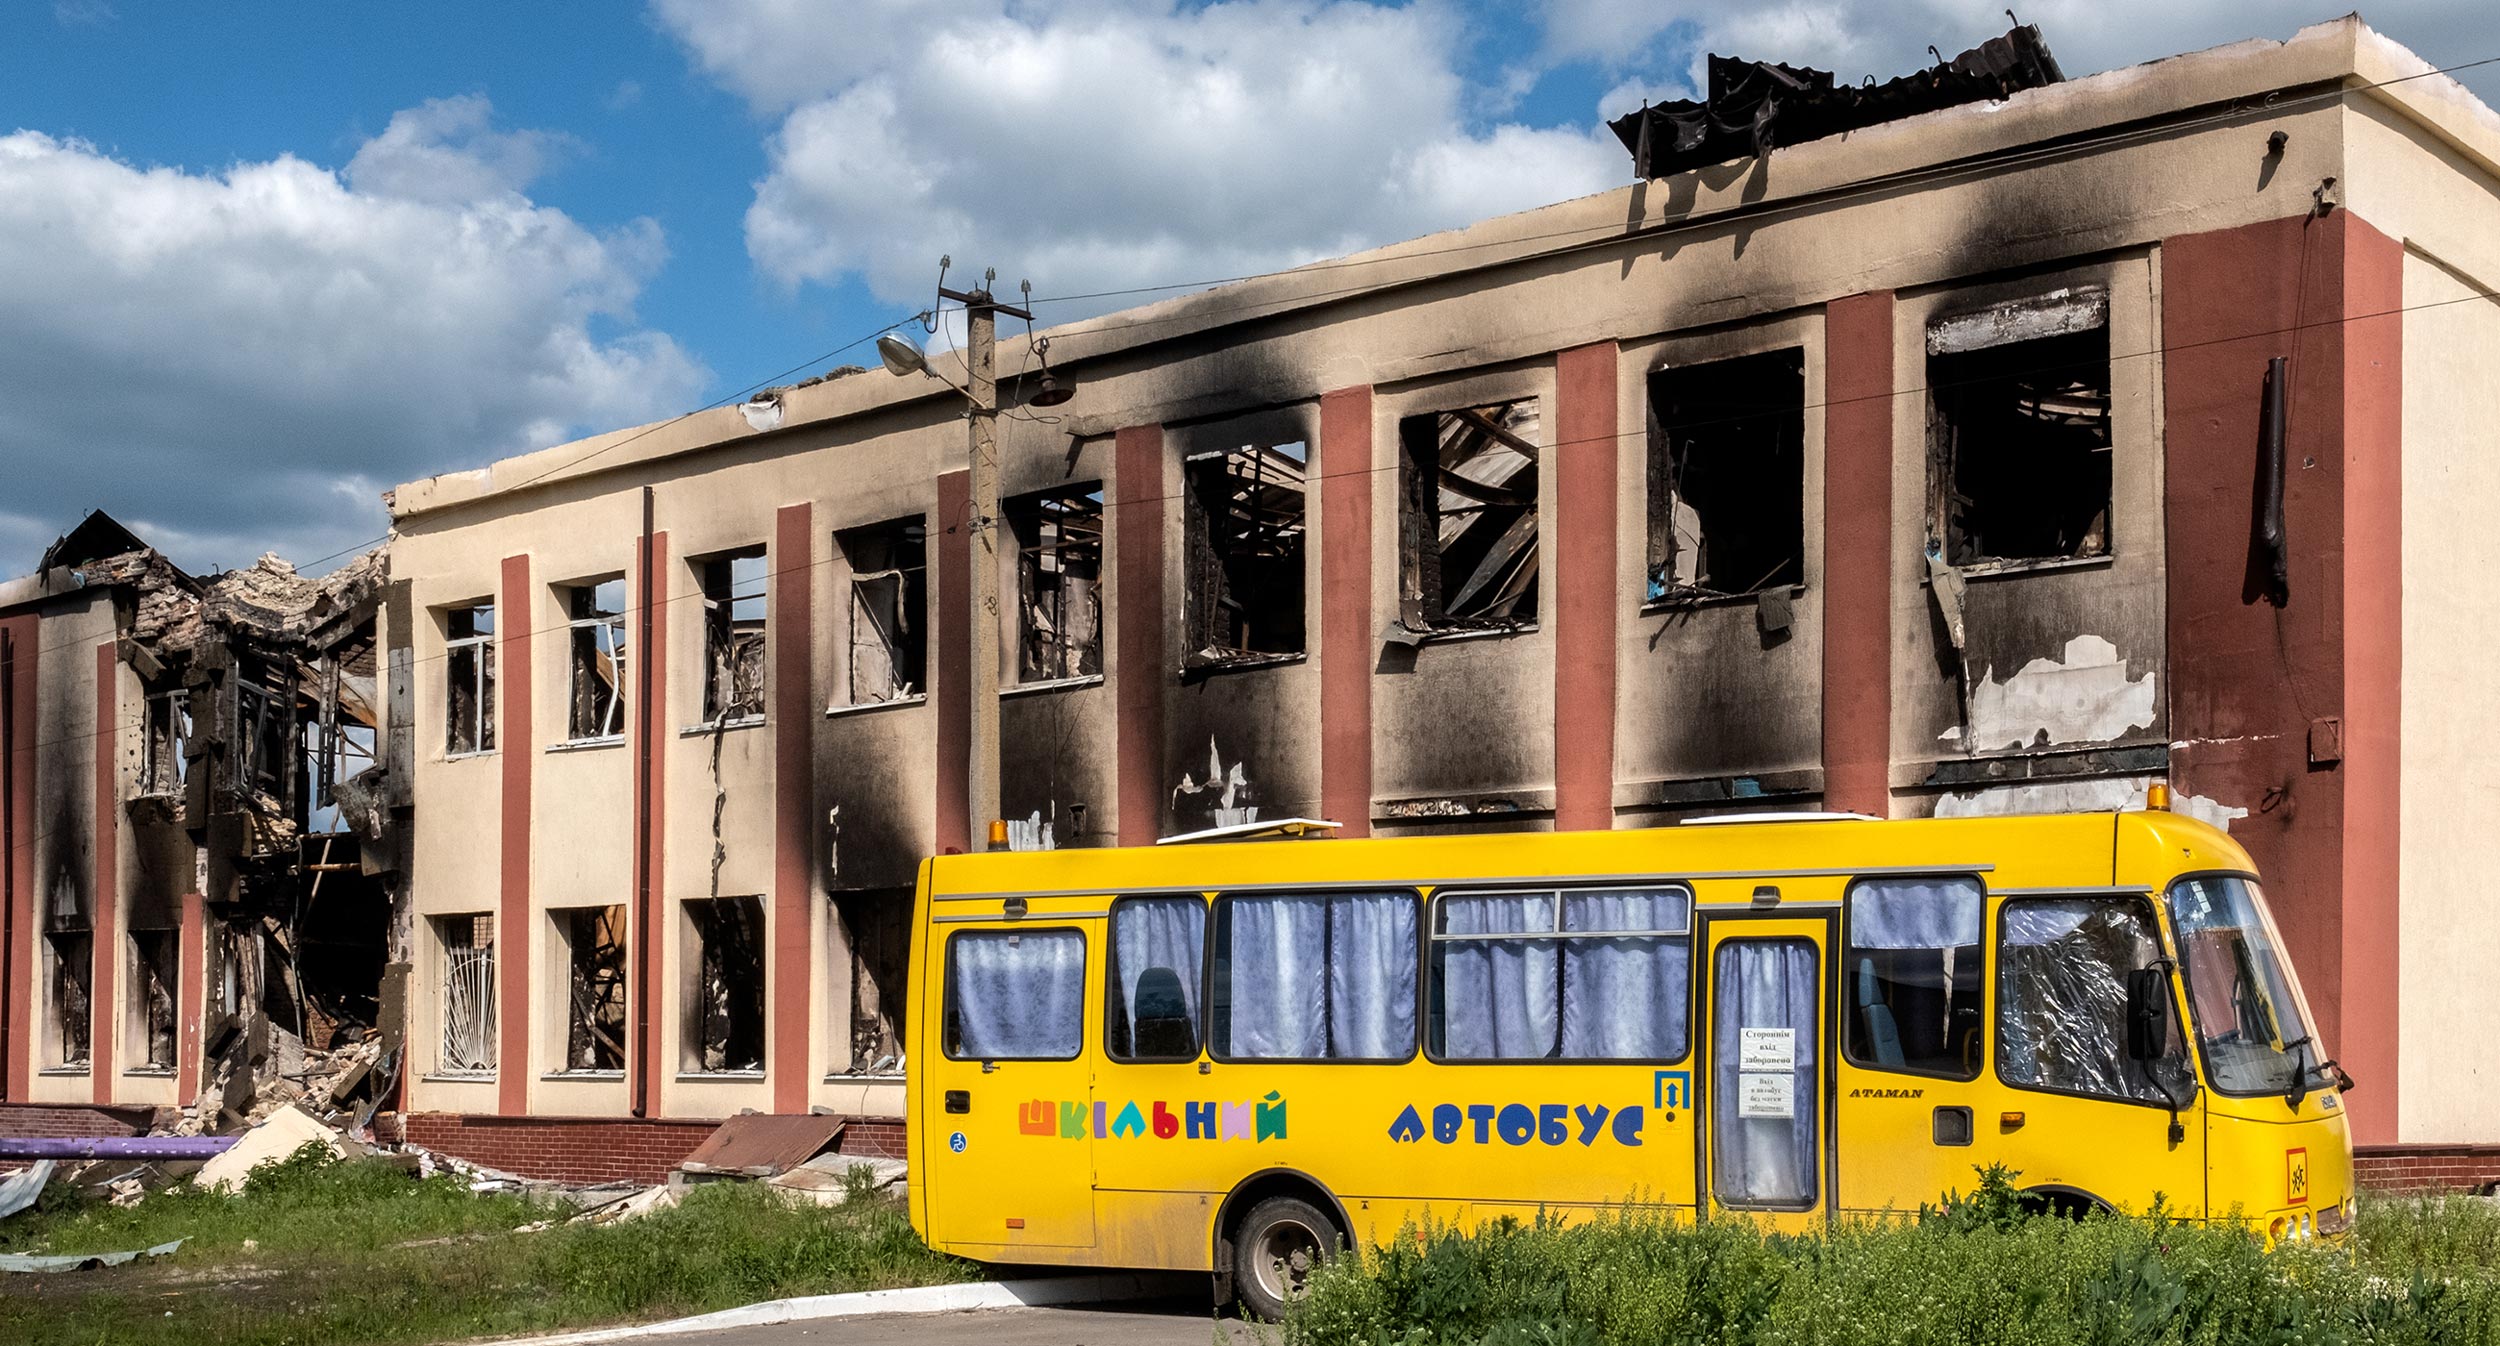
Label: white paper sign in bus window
xmin=1738 ymin=1071 xmax=1794 ymax=1119
xmin=1740 ymin=1027 xmax=1796 ymax=1072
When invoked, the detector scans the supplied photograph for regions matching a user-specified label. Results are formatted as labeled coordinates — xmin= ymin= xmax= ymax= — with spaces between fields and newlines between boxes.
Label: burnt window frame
xmin=127 ymin=927 xmax=180 ymax=1071
xmin=682 ymin=894 xmax=767 ymax=1075
xmin=552 ymin=904 xmax=628 ymax=1074
xmin=1007 ymin=484 xmax=1105 ymax=685
xmin=835 ymin=515 xmax=929 ymax=708
xmin=1182 ymin=438 xmax=1309 ymax=670
xmin=1644 ymin=347 xmax=1808 ymax=606
xmin=693 ymin=548 xmax=768 ymax=726
xmin=443 ymin=602 xmax=496 ymax=757
xmin=138 ymin=686 xmax=191 ymax=799
xmin=560 ymin=577 xmax=629 ymax=745
xmin=232 ymin=656 xmax=294 ymax=802
xmin=1924 ymin=286 xmax=2116 ymax=574
xmin=1395 ymin=397 xmax=1542 ymax=635
xmin=44 ymin=929 xmax=93 ymax=1070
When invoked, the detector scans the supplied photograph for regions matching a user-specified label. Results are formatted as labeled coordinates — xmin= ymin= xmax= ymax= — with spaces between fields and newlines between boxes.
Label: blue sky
xmin=3 ymin=1 xmax=2490 ymax=575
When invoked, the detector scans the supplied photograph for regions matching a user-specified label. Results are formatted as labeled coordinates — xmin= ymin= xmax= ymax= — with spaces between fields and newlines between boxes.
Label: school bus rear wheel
xmin=1235 ymin=1195 xmax=1336 ymax=1320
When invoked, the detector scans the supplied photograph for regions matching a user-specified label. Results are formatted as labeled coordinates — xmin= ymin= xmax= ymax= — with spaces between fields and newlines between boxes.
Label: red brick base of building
xmin=400 ymin=1112 xmax=910 ymax=1185
xmin=0 ymin=1103 xmax=159 ymax=1138
xmin=2354 ymin=1144 xmax=2500 ymax=1196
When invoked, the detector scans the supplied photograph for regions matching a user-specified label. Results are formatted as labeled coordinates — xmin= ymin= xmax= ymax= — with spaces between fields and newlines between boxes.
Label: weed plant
xmin=1286 ymin=1167 xmax=2500 ymax=1346
xmin=0 ymin=1146 xmax=975 ymax=1346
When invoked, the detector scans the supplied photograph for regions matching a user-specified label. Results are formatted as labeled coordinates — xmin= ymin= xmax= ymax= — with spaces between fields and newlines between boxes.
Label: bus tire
xmin=1231 ymin=1194 xmax=1337 ymax=1321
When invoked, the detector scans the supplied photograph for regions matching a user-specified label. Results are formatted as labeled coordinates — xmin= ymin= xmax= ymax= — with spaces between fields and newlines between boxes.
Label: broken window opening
xmin=1647 ymin=349 xmax=1806 ymax=601
xmin=129 ymin=928 xmax=179 ymax=1069
xmin=838 ymin=519 xmax=927 ymax=705
xmin=308 ymin=631 xmax=379 ymax=828
xmin=437 ymin=913 xmax=496 ymax=1073
xmin=139 ymin=688 xmax=191 ymax=797
xmin=444 ymin=603 xmax=496 ymax=755
xmin=697 ymin=551 xmax=767 ymax=723
xmin=834 ymin=891 xmax=910 ymax=1072
xmin=1009 ymin=487 xmax=1104 ymax=682
xmin=1398 ymin=399 xmax=1541 ymax=631
xmin=1184 ymin=440 xmax=1307 ymax=666
xmin=1927 ymin=290 xmax=2114 ymax=568
xmin=234 ymin=657 xmax=294 ymax=805
xmin=565 ymin=579 xmax=629 ymax=742
xmin=559 ymin=905 xmax=627 ymax=1071
xmin=685 ymin=895 xmax=766 ymax=1073
xmin=47 ymin=931 xmax=92 ymax=1068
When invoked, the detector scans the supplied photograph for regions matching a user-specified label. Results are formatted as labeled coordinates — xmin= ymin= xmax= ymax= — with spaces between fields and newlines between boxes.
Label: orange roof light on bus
xmin=987 ymin=819 xmax=1009 ymax=851
xmin=2146 ymin=783 xmax=2172 ymax=811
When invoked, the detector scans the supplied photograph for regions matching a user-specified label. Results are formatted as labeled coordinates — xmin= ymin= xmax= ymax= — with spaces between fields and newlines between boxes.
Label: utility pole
xmin=938 ymin=271 xmax=1033 ymax=843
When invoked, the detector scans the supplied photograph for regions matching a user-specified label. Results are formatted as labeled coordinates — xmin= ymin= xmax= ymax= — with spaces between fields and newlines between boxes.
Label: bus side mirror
xmin=2126 ymin=968 xmax=2169 ymax=1060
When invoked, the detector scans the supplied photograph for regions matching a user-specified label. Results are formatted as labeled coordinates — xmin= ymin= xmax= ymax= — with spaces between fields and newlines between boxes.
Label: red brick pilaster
xmin=1554 ymin=342 xmax=1620 ymax=830
xmin=771 ymin=503 xmax=813 ymax=1112
xmin=1115 ymin=425 xmax=1169 ymax=846
xmin=1319 ymin=387 xmax=1375 ymax=838
xmin=497 ymin=554 xmax=532 ymax=1116
xmin=1821 ymin=292 xmax=1896 ymax=817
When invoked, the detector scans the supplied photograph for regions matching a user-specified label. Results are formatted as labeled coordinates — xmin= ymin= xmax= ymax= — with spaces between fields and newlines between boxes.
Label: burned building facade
xmin=8 ymin=19 xmax=2500 ymax=1188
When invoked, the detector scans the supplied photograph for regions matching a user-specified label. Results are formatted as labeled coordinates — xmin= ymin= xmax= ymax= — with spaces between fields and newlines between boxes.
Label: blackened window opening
xmin=562 ymin=905 xmax=627 ymax=1071
xmin=131 ymin=929 xmax=178 ymax=1068
xmin=140 ymin=689 xmax=190 ymax=797
xmin=698 ymin=551 xmax=767 ymax=722
xmin=1647 ymin=349 xmax=1806 ymax=599
xmin=834 ymin=890 xmax=911 ymax=1070
xmin=839 ymin=518 xmax=927 ymax=703
xmin=1009 ymin=486 xmax=1104 ymax=682
xmin=48 ymin=931 xmax=92 ymax=1066
xmin=445 ymin=603 xmax=496 ymax=754
xmin=1929 ymin=322 xmax=2113 ymax=566
xmin=687 ymin=895 xmax=766 ymax=1072
xmin=1184 ymin=441 xmax=1307 ymax=664
xmin=234 ymin=657 xmax=294 ymax=803
xmin=567 ymin=579 xmax=629 ymax=742
xmin=1399 ymin=400 xmax=1540 ymax=629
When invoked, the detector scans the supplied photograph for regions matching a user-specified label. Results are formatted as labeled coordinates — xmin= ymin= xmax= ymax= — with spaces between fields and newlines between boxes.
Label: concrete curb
xmin=489 ymin=1273 xmax=1182 ymax=1344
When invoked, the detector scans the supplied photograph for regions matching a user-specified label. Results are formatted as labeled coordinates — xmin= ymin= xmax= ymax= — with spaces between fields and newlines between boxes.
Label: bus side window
xmin=1431 ymin=887 xmax=1691 ymax=1061
xmin=1107 ymin=897 xmax=1206 ymax=1061
xmin=1844 ymin=877 xmax=1984 ymax=1079
xmin=944 ymin=928 xmax=1087 ymax=1061
xmin=1212 ymin=891 xmax=1417 ymax=1061
xmin=1995 ymin=897 xmax=2192 ymax=1104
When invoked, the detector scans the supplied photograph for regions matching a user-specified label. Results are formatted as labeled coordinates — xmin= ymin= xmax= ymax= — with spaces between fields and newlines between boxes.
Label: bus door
xmin=1987 ymin=892 xmax=2205 ymax=1215
xmin=924 ymin=918 xmax=1099 ymax=1251
xmin=1832 ymin=876 xmax=1993 ymax=1218
xmin=1698 ymin=914 xmax=1832 ymax=1230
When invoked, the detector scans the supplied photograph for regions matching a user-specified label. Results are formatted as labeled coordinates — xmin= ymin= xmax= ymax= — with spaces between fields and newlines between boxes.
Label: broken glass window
xmin=1996 ymin=896 xmax=2191 ymax=1105
xmin=698 ymin=551 xmax=767 ymax=722
xmin=566 ymin=579 xmax=628 ymax=742
xmin=838 ymin=518 xmax=927 ymax=703
xmin=686 ymin=895 xmax=766 ymax=1072
xmin=1183 ymin=441 xmax=1306 ymax=665
xmin=561 ymin=905 xmax=627 ymax=1071
xmin=1398 ymin=399 xmax=1540 ymax=631
xmin=1009 ymin=486 xmax=1103 ymax=682
xmin=130 ymin=929 xmax=178 ymax=1069
xmin=1927 ymin=288 xmax=2113 ymax=567
xmin=1648 ymin=349 xmax=1805 ymax=600
xmin=48 ymin=931 xmax=92 ymax=1068
xmin=139 ymin=690 xmax=190 ymax=797
xmin=445 ymin=603 xmax=496 ymax=755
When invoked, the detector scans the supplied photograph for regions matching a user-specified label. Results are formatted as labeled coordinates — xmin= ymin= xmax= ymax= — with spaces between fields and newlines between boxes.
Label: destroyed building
xmin=8 ymin=17 xmax=2500 ymax=1192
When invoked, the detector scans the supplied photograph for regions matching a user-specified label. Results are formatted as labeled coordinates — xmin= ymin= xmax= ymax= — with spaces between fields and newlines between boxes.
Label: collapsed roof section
xmin=1608 ymin=23 xmax=2066 ymax=180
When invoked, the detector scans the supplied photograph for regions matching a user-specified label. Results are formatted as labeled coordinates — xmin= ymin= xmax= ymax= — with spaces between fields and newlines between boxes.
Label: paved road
xmin=620 ymin=1299 xmax=1257 ymax=1346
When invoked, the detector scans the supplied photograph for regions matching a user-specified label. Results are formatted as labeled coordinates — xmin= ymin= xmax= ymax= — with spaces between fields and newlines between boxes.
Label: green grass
xmin=0 ymin=1145 xmax=977 ymax=1346
xmin=1284 ymin=1168 xmax=2500 ymax=1346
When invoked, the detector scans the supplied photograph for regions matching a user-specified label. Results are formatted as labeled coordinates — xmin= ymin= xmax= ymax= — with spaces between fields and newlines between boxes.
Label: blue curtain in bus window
xmin=1560 ymin=889 xmax=1690 ymax=1059
xmin=1711 ymin=938 xmax=1818 ymax=1208
xmin=1850 ymin=879 xmax=1982 ymax=949
xmin=1330 ymin=893 xmax=1418 ymax=1058
xmin=950 ymin=929 xmax=1085 ymax=1060
xmin=1224 ymin=895 xmax=1329 ymax=1057
xmin=1440 ymin=895 xmax=1558 ymax=1059
xmin=1112 ymin=898 xmax=1205 ymax=1058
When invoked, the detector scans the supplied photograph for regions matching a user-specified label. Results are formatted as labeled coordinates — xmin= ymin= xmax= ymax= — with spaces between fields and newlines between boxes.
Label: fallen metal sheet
xmin=677 ymin=1113 xmax=847 ymax=1179
xmin=0 ymin=1161 xmax=56 ymax=1220
xmin=0 ymin=1237 xmax=185 ymax=1273
xmin=0 ymin=1137 xmax=239 ymax=1161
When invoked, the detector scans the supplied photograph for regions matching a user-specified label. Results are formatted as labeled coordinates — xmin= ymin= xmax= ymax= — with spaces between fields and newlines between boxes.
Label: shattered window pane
xmin=686 ymin=895 xmax=766 ymax=1072
xmin=1399 ymin=399 xmax=1540 ymax=630
xmin=566 ymin=579 xmax=629 ymax=742
xmin=1648 ymin=349 xmax=1806 ymax=600
xmin=838 ymin=518 xmax=927 ymax=704
xmin=139 ymin=689 xmax=191 ymax=797
xmin=130 ymin=929 xmax=178 ymax=1068
xmin=1928 ymin=291 xmax=2113 ymax=566
xmin=560 ymin=905 xmax=627 ymax=1071
xmin=437 ymin=913 xmax=496 ymax=1073
xmin=1996 ymin=896 xmax=2192 ymax=1106
xmin=699 ymin=551 xmax=768 ymax=722
xmin=48 ymin=931 xmax=92 ymax=1067
xmin=445 ymin=602 xmax=496 ymax=755
xmin=1009 ymin=486 xmax=1104 ymax=682
xmin=1184 ymin=441 xmax=1306 ymax=665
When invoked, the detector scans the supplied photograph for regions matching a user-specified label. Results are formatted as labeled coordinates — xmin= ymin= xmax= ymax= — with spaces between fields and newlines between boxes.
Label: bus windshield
xmin=2166 ymin=876 xmax=2326 ymax=1096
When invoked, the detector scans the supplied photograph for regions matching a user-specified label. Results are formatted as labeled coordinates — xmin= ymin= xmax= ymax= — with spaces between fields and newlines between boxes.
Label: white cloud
xmin=0 ymin=103 xmax=706 ymax=576
xmin=1537 ymin=1 xmax=2499 ymax=105
xmin=656 ymin=0 xmax=1625 ymax=315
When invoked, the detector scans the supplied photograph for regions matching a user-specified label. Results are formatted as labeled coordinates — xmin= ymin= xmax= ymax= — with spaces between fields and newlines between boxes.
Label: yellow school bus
xmin=906 ymin=804 xmax=2352 ymax=1316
